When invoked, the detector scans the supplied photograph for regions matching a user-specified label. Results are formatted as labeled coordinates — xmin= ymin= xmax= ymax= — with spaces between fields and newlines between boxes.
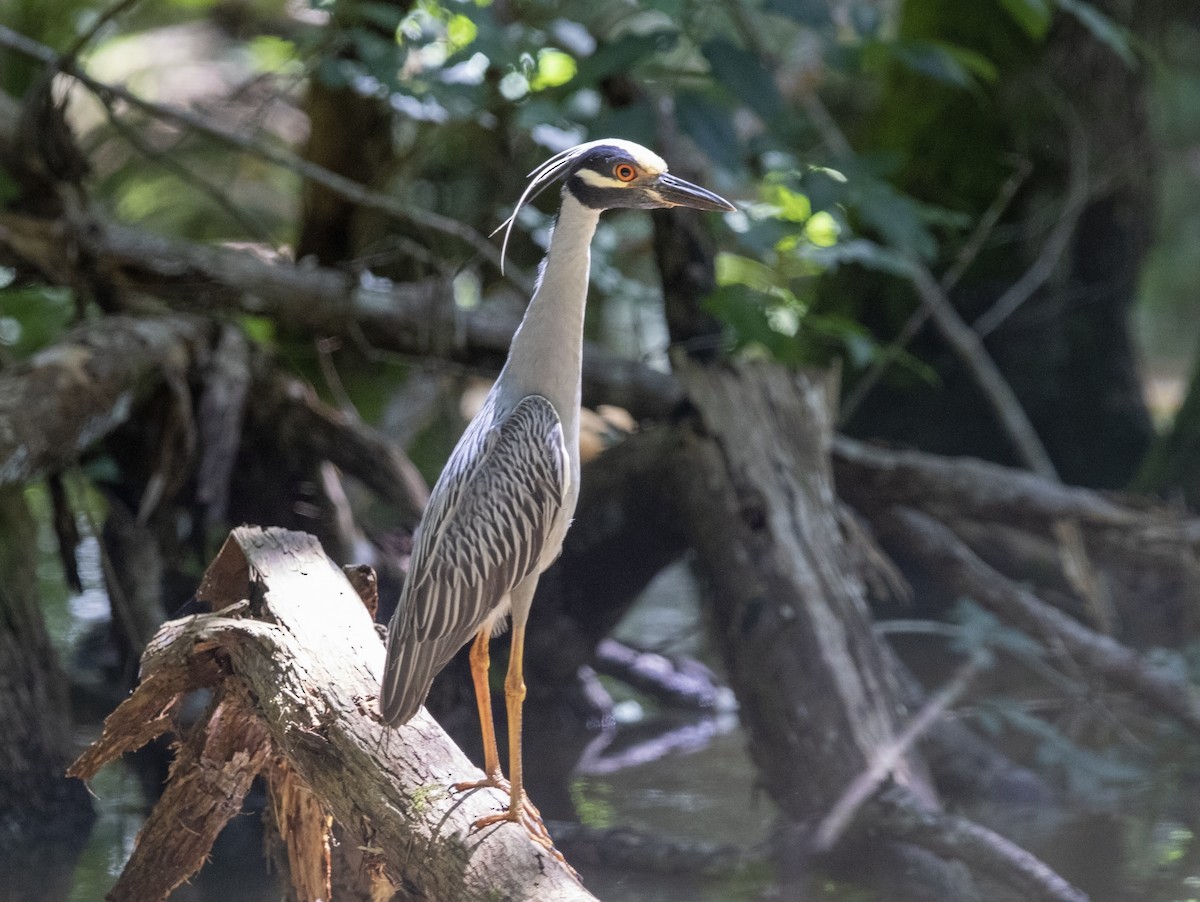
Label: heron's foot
xmin=452 ymin=772 xmax=511 ymax=795
xmin=453 ymin=780 xmax=576 ymax=878
xmin=471 ymin=791 xmax=548 ymax=840
xmin=471 ymin=793 xmax=578 ymax=879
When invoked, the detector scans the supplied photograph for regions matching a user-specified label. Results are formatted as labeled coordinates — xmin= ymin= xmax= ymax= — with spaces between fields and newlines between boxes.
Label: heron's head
xmin=497 ymin=138 xmax=734 ymax=271
xmin=562 ymin=140 xmax=735 ymax=213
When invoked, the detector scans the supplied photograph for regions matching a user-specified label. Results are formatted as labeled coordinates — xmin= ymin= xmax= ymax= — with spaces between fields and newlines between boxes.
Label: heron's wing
xmin=407 ymin=393 xmax=569 ymax=641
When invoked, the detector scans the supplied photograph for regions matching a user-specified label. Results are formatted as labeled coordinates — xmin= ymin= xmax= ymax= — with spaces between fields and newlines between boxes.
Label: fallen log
xmin=69 ymin=526 xmax=594 ymax=902
xmin=0 ymin=209 xmax=684 ymax=421
xmin=0 ymin=313 xmax=212 ymax=487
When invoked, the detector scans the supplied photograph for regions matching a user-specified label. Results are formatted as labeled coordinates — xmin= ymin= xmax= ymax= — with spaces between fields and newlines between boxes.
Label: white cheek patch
xmin=576 ymin=168 xmax=630 ymax=190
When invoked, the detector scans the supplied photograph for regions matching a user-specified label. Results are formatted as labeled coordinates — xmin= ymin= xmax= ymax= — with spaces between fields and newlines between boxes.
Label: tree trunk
xmin=0 ymin=486 xmax=93 ymax=898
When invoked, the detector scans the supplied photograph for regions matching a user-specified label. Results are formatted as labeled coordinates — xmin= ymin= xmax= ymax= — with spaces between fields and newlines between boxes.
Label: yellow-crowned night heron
xmin=380 ymin=139 xmax=733 ymax=845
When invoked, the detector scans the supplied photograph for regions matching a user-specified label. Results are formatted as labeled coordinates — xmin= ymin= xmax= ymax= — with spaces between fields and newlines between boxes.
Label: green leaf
xmin=704 ymin=285 xmax=807 ymax=365
xmin=1055 ymin=0 xmax=1136 ymax=67
xmin=889 ymin=40 xmax=997 ymax=89
xmin=247 ymin=35 xmax=300 ymax=75
xmin=804 ymin=210 xmax=840 ymax=247
xmin=848 ymin=171 xmax=939 ymax=260
xmin=761 ymin=0 xmax=831 ymax=26
xmin=0 ymin=285 xmax=74 ymax=358
xmin=445 ymin=14 xmax=478 ymax=51
xmin=997 ymin=0 xmax=1053 ymax=40
xmin=716 ymin=253 xmax=788 ymax=293
xmin=798 ymin=166 xmax=849 ymax=213
xmin=675 ymin=91 xmax=740 ymax=169
xmin=702 ymin=39 xmax=783 ymax=121
xmin=761 ymin=181 xmax=812 ymax=222
xmin=800 ymin=239 xmax=913 ymax=277
xmin=941 ymin=44 xmax=999 ymax=83
xmin=575 ymin=31 xmax=678 ymax=83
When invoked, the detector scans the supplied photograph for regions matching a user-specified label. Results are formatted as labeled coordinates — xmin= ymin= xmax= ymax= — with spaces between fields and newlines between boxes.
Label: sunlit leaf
xmin=531 ymin=49 xmax=577 ymax=91
xmin=247 ymin=35 xmax=300 ymax=75
xmin=446 ymin=14 xmax=478 ymax=51
xmin=762 ymin=182 xmax=812 ymax=222
xmin=804 ymin=211 xmax=840 ymax=247
xmin=716 ymin=252 xmax=788 ymax=293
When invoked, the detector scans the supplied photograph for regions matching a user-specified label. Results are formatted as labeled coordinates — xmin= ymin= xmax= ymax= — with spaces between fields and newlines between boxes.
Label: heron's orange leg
xmin=452 ymin=629 xmax=505 ymax=790
xmin=470 ymin=623 xmax=555 ymax=849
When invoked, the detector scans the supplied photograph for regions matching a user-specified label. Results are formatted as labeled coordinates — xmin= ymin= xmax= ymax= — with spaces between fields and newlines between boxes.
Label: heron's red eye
xmin=614 ymin=163 xmax=637 ymax=182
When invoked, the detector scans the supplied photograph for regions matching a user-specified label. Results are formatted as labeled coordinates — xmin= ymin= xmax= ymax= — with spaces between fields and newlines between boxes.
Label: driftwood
xmin=69 ymin=526 xmax=595 ymax=902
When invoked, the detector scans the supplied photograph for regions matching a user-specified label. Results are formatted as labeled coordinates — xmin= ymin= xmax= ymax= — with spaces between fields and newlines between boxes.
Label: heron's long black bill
xmin=655 ymin=173 xmax=736 ymax=212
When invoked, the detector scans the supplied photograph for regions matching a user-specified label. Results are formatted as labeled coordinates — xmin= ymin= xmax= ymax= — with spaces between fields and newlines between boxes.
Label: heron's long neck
xmin=496 ymin=192 xmax=600 ymax=444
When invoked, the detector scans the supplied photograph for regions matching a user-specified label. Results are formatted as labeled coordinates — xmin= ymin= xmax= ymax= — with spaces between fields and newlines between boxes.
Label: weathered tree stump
xmin=69 ymin=526 xmax=595 ymax=902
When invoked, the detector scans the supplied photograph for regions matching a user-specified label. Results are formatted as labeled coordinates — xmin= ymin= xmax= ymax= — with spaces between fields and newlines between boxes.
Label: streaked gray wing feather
xmin=380 ymin=394 xmax=568 ymax=724
xmin=411 ymin=393 xmax=567 ymax=639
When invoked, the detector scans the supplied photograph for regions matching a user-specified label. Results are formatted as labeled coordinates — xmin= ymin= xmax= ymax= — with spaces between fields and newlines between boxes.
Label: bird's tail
xmin=379 ymin=625 xmax=440 ymax=726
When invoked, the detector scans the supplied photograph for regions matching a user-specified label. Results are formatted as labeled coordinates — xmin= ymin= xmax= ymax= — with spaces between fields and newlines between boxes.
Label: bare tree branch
xmin=814 ymin=653 xmax=986 ymax=853
xmin=0 ymin=210 xmax=685 ymax=420
xmin=832 ymin=436 xmax=1143 ymax=528
xmin=70 ymin=527 xmax=596 ymax=902
xmin=973 ymin=102 xmax=1091 ymax=337
xmin=0 ymin=314 xmax=211 ymax=487
xmin=841 ymin=158 xmax=1032 ymax=425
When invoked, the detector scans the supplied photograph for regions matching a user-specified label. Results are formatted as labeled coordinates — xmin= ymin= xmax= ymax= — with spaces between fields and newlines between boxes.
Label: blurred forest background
xmin=3 ymin=0 xmax=1200 ymax=900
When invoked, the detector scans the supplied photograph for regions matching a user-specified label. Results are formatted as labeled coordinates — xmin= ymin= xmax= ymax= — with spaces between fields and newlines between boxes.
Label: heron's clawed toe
xmin=452 ymin=773 xmax=509 ymax=794
xmin=469 ymin=795 xmax=578 ymax=880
